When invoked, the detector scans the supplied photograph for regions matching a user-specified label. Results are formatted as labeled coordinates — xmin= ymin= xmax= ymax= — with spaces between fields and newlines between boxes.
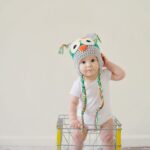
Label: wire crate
xmin=56 ymin=114 xmax=122 ymax=150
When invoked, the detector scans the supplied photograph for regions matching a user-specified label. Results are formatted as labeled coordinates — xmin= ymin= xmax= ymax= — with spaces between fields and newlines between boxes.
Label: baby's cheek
xmin=95 ymin=64 xmax=99 ymax=70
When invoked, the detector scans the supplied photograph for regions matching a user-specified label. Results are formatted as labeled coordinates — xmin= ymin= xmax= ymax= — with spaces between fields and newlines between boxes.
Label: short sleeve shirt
xmin=70 ymin=69 xmax=112 ymax=119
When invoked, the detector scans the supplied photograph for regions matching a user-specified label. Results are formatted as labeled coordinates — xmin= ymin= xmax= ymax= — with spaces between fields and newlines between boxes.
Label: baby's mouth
xmin=87 ymin=69 xmax=92 ymax=72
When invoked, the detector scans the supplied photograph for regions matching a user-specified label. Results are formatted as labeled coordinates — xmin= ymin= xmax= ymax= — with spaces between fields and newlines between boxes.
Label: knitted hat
xmin=60 ymin=33 xmax=104 ymax=74
xmin=59 ymin=33 xmax=104 ymax=130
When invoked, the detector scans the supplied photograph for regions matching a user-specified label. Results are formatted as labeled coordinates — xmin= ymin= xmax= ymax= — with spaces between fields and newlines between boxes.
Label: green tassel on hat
xmin=58 ymin=44 xmax=68 ymax=54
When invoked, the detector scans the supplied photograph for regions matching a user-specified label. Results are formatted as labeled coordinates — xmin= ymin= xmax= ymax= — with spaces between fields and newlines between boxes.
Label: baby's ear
xmin=99 ymin=53 xmax=104 ymax=67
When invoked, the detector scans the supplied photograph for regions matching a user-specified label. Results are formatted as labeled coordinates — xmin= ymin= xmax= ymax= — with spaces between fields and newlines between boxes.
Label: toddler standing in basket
xmin=59 ymin=33 xmax=125 ymax=150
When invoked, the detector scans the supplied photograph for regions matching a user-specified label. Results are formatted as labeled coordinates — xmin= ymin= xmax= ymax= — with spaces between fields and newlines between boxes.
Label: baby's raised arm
xmin=101 ymin=53 xmax=126 ymax=81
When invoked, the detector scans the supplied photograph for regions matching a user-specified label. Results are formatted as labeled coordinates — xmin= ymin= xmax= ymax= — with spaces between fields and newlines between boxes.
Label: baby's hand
xmin=70 ymin=119 xmax=82 ymax=129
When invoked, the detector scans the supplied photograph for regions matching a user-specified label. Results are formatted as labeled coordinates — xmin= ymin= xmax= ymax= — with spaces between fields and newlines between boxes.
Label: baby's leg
xmin=100 ymin=118 xmax=114 ymax=150
xmin=72 ymin=128 xmax=87 ymax=150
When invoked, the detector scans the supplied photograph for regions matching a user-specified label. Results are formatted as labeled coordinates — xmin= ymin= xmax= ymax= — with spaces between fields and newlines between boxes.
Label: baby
xmin=59 ymin=33 xmax=125 ymax=150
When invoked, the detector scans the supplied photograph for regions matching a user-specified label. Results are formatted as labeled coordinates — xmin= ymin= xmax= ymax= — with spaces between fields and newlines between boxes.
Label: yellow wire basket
xmin=56 ymin=114 xmax=122 ymax=150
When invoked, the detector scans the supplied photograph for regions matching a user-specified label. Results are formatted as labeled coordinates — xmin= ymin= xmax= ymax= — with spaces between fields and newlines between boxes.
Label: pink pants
xmin=72 ymin=118 xmax=114 ymax=150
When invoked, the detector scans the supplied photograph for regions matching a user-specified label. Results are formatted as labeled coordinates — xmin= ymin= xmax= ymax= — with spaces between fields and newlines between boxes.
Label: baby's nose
xmin=86 ymin=61 xmax=92 ymax=66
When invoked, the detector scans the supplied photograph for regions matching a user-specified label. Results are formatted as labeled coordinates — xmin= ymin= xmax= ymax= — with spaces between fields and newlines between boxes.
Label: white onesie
xmin=70 ymin=69 xmax=113 ymax=127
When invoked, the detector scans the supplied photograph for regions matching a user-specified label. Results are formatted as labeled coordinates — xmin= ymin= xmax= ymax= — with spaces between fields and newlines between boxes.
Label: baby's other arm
xmin=101 ymin=53 xmax=126 ymax=81
xmin=69 ymin=95 xmax=82 ymax=128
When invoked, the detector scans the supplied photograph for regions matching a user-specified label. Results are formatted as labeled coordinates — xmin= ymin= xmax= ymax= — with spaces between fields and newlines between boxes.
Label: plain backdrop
xmin=0 ymin=0 xmax=150 ymax=147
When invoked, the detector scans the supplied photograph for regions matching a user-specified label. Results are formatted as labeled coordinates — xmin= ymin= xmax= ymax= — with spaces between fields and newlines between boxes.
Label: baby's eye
xmin=81 ymin=61 xmax=86 ymax=64
xmin=91 ymin=59 xmax=95 ymax=62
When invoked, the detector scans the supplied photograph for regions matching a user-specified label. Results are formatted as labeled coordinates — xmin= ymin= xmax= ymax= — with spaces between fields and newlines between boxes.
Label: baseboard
xmin=122 ymin=135 xmax=150 ymax=147
xmin=0 ymin=136 xmax=54 ymax=147
xmin=0 ymin=135 xmax=150 ymax=147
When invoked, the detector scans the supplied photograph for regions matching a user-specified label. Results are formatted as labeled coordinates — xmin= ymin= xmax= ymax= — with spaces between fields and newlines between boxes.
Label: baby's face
xmin=79 ymin=56 xmax=99 ymax=80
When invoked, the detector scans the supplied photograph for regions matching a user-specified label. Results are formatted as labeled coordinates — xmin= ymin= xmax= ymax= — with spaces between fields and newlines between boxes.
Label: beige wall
xmin=0 ymin=0 xmax=150 ymax=147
